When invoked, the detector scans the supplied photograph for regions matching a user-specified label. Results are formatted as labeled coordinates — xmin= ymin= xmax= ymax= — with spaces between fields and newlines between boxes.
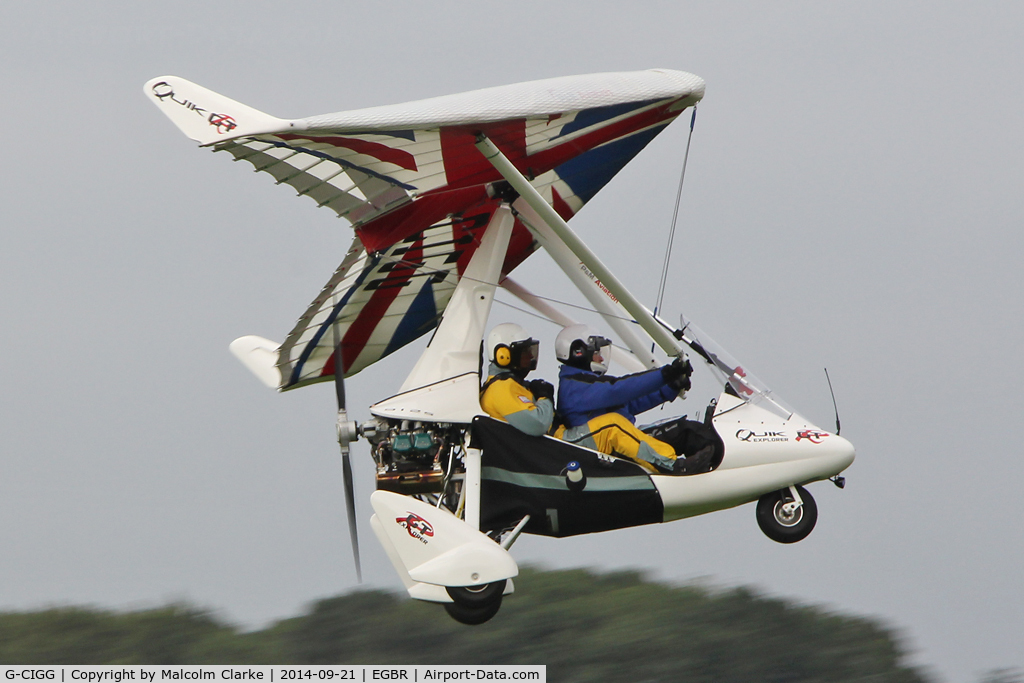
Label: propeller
xmin=334 ymin=340 xmax=362 ymax=582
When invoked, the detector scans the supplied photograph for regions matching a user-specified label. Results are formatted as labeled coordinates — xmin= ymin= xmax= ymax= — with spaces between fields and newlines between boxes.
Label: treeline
xmin=0 ymin=566 xmax=946 ymax=681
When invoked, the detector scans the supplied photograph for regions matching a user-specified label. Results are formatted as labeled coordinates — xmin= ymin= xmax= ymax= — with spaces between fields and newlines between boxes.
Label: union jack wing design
xmin=145 ymin=70 xmax=705 ymax=389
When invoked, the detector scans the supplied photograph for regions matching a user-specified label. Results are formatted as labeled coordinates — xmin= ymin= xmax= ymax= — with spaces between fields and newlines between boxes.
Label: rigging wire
xmin=318 ymin=247 xmax=641 ymax=331
xmin=368 ymin=250 xmax=643 ymax=324
xmin=653 ymin=105 xmax=698 ymax=318
xmin=492 ymin=297 xmax=557 ymax=323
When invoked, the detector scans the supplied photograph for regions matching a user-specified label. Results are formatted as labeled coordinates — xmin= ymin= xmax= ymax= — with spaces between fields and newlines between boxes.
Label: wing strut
xmin=500 ymin=278 xmax=647 ymax=374
xmin=475 ymin=135 xmax=685 ymax=360
xmin=509 ymin=201 xmax=660 ymax=370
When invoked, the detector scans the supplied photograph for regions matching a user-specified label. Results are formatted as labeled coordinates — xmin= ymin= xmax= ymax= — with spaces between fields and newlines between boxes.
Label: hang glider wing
xmin=145 ymin=70 xmax=705 ymax=389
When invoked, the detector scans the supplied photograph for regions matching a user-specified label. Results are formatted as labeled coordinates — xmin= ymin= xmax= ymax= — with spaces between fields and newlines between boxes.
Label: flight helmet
xmin=487 ymin=323 xmax=539 ymax=377
xmin=555 ymin=324 xmax=612 ymax=375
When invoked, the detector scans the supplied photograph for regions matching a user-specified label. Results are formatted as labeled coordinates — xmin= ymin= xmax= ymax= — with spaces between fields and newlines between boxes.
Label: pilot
xmin=480 ymin=323 xmax=555 ymax=437
xmin=553 ymin=324 xmax=713 ymax=475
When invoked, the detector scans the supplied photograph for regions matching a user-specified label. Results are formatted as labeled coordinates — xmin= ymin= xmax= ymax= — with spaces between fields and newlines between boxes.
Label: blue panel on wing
xmin=555 ymin=124 xmax=667 ymax=204
xmin=553 ymin=99 xmax=659 ymax=141
xmin=287 ymin=255 xmax=379 ymax=389
xmin=383 ymin=279 xmax=441 ymax=357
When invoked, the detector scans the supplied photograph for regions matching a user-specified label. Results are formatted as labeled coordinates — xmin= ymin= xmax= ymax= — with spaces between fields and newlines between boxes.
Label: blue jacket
xmin=556 ymin=364 xmax=677 ymax=428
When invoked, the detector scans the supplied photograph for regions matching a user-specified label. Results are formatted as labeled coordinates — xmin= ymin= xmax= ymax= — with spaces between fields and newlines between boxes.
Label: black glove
xmin=528 ymin=379 xmax=555 ymax=401
xmin=670 ymin=373 xmax=692 ymax=393
xmin=660 ymin=358 xmax=693 ymax=393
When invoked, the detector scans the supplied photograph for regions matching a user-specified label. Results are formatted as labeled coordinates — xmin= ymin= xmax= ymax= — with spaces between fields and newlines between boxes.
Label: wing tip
xmin=229 ymin=335 xmax=283 ymax=389
xmin=144 ymin=75 xmax=300 ymax=145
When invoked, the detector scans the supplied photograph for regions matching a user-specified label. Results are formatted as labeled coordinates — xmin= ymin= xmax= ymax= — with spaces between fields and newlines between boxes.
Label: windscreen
xmin=676 ymin=317 xmax=794 ymax=420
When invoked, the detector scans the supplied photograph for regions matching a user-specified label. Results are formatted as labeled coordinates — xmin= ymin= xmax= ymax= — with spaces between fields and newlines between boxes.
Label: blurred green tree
xmin=0 ymin=566 xmax=939 ymax=682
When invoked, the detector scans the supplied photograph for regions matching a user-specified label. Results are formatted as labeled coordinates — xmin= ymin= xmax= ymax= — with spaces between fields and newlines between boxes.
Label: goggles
xmin=509 ymin=338 xmax=539 ymax=371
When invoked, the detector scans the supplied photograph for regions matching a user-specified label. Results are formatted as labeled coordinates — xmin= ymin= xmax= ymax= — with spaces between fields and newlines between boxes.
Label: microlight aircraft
xmin=145 ymin=69 xmax=855 ymax=625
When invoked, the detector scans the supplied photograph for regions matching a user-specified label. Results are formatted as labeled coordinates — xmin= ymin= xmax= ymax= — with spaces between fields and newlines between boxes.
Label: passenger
xmin=480 ymin=323 xmax=555 ymax=436
xmin=553 ymin=324 xmax=713 ymax=475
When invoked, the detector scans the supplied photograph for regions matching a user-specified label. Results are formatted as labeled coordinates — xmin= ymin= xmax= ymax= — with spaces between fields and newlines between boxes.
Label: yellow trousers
xmin=555 ymin=413 xmax=677 ymax=473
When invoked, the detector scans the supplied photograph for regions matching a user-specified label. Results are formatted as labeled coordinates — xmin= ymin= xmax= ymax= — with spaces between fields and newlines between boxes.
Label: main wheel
xmin=443 ymin=594 xmax=502 ymax=625
xmin=446 ymin=579 xmax=507 ymax=608
xmin=757 ymin=485 xmax=817 ymax=544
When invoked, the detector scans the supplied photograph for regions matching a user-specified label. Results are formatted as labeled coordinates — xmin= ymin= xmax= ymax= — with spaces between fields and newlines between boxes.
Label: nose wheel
xmin=757 ymin=485 xmax=817 ymax=543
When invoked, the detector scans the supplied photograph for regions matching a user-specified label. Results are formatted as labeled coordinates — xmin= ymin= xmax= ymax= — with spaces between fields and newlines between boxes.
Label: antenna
xmin=824 ymin=368 xmax=841 ymax=435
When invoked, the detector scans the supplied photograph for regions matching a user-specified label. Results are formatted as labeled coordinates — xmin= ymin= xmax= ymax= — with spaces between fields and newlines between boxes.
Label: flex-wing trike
xmin=144 ymin=68 xmax=855 ymax=625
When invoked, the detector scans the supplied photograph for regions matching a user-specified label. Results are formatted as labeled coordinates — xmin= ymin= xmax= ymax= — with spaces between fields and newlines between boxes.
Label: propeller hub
xmin=336 ymin=412 xmax=359 ymax=447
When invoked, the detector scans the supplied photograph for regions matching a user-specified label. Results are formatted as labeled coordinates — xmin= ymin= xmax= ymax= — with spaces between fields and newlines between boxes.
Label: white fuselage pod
xmin=653 ymin=394 xmax=855 ymax=522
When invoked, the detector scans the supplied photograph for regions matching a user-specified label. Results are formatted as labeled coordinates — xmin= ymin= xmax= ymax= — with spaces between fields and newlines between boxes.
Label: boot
xmin=672 ymin=445 xmax=714 ymax=475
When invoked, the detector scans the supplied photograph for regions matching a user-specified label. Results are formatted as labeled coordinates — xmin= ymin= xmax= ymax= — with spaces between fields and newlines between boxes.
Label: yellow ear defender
xmin=495 ymin=344 xmax=512 ymax=367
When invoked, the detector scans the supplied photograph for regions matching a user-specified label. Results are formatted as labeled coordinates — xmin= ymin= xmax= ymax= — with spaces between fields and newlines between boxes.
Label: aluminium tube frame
xmin=474 ymin=135 xmax=685 ymax=362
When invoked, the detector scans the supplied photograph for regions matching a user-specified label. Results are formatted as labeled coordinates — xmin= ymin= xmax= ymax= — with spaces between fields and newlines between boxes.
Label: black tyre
xmin=756 ymin=485 xmax=817 ymax=544
xmin=446 ymin=579 xmax=507 ymax=608
xmin=443 ymin=594 xmax=502 ymax=625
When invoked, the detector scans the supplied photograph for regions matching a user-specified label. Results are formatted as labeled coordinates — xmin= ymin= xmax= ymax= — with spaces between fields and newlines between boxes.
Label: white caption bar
xmin=1 ymin=666 xmax=545 ymax=683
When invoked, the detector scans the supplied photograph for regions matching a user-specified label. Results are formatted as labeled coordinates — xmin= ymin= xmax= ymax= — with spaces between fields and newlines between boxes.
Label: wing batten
xmin=280 ymin=244 xmax=374 ymax=388
xmin=260 ymin=137 xmax=418 ymax=191
xmin=274 ymin=157 xmax=327 ymax=186
xmin=277 ymin=133 xmax=419 ymax=172
xmin=277 ymin=209 xmax=502 ymax=389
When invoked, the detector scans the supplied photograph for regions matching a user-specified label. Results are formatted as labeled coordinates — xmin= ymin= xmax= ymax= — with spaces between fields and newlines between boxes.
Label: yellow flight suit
xmin=480 ymin=369 xmax=554 ymax=437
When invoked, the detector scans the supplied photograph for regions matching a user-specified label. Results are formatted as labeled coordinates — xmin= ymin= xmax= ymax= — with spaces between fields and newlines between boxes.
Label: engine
xmin=363 ymin=418 xmax=464 ymax=495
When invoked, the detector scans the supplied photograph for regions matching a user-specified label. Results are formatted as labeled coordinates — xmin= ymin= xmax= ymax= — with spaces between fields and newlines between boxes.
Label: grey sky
xmin=2 ymin=2 xmax=1022 ymax=681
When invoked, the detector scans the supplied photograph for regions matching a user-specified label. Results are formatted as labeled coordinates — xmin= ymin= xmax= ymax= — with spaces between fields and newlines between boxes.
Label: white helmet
xmin=486 ymin=323 xmax=539 ymax=376
xmin=555 ymin=324 xmax=612 ymax=375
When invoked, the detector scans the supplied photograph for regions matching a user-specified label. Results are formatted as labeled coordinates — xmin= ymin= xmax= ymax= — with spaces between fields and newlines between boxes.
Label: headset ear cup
xmin=495 ymin=345 xmax=511 ymax=367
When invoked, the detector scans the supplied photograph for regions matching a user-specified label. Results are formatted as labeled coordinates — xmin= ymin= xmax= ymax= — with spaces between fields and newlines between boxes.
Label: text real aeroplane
xmin=145 ymin=68 xmax=855 ymax=625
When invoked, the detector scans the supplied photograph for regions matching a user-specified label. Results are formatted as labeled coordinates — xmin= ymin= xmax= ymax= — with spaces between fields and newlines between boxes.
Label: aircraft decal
xmin=796 ymin=430 xmax=830 ymax=444
xmin=208 ymin=113 xmax=237 ymax=134
xmin=396 ymin=512 xmax=434 ymax=543
xmin=736 ymin=430 xmax=789 ymax=443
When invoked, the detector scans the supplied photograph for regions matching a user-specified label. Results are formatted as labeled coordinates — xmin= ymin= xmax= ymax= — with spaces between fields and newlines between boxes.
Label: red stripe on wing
xmin=355 ymin=186 xmax=488 ymax=253
xmin=526 ymin=100 xmax=682 ymax=174
xmin=354 ymin=102 xmax=680 ymax=254
xmin=277 ymin=133 xmax=418 ymax=171
xmin=337 ymin=238 xmax=427 ymax=373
